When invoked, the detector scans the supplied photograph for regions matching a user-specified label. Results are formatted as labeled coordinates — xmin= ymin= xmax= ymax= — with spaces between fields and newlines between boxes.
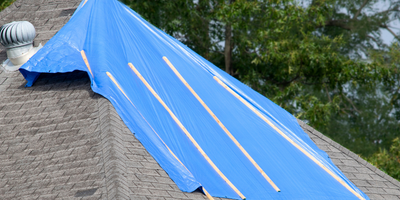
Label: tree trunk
xmin=225 ymin=23 xmax=232 ymax=74
xmin=224 ymin=0 xmax=235 ymax=75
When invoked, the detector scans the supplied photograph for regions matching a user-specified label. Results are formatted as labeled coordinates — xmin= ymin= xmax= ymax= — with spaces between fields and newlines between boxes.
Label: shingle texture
xmin=1 ymin=0 xmax=400 ymax=199
xmin=0 ymin=71 xmax=105 ymax=199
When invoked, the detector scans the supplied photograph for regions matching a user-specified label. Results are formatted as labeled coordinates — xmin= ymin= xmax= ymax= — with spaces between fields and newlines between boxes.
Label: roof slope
xmin=0 ymin=0 xmax=399 ymax=199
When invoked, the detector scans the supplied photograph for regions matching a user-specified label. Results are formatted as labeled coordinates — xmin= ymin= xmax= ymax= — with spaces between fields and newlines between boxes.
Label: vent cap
xmin=0 ymin=21 xmax=40 ymax=71
xmin=0 ymin=21 xmax=36 ymax=49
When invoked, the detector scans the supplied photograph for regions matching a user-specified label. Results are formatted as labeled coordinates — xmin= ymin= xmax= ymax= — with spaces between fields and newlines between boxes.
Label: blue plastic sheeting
xmin=19 ymin=0 xmax=369 ymax=199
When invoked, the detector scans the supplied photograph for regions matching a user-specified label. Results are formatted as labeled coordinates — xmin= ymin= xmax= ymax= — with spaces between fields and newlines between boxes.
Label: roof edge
xmin=297 ymin=119 xmax=400 ymax=188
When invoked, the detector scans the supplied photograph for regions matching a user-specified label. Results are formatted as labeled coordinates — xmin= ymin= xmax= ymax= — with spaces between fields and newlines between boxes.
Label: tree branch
xmin=266 ymin=75 xmax=300 ymax=87
xmin=376 ymin=6 xmax=400 ymax=16
xmin=353 ymin=0 xmax=369 ymax=20
xmin=324 ymin=84 xmax=332 ymax=102
xmin=320 ymin=4 xmax=400 ymax=33
xmin=320 ymin=19 xmax=354 ymax=31
xmin=380 ymin=24 xmax=400 ymax=41
xmin=367 ymin=35 xmax=379 ymax=43
xmin=342 ymin=94 xmax=362 ymax=114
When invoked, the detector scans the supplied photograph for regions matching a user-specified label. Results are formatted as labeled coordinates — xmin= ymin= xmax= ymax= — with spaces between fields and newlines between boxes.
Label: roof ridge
xmin=97 ymin=97 xmax=131 ymax=199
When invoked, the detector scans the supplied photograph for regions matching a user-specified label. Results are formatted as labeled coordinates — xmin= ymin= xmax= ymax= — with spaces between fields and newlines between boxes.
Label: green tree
xmin=311 ymin=0 xmax=400 ymax=57
xmin=296 ymin=0 xmax=400 ymax=157
xmin=318 ymin=42 xmax=400 ymax=156
xmin=368 ymin=137 xmax=400 ymax=180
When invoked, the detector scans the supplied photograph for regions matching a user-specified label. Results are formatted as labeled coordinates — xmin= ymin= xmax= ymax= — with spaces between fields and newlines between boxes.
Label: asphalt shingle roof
xmin=1 ymin=0 xmax=400 ymax=199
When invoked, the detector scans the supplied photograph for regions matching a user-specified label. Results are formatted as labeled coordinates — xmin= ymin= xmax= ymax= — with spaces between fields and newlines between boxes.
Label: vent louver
xmin=0 ymin=21 xmax=36 ymax=48
xmin=0 ymin=21 xmax=41 ymax=71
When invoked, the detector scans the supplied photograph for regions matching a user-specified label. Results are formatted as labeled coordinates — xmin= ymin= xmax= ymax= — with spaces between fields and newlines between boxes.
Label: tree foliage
xmin=319 ymin=42 xmax=400 ymax=156
xmin=368 ymin=137 xmax=400 ymax=180
xmin=0 ymin=0 xmax=14 ymax=11
xmin=306 ymin=0 xmax=400 ymax=157
xmin=313 ymin=0 xmax=400 ymax=57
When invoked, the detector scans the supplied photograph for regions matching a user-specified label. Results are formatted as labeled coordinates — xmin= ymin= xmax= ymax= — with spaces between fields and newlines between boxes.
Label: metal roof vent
xmin=0 ymin=21 xmax=42 ymax=71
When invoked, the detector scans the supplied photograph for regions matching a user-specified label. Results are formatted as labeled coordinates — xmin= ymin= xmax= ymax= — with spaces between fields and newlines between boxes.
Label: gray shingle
xmin=0 ymin=70 xmax=103 ymax=200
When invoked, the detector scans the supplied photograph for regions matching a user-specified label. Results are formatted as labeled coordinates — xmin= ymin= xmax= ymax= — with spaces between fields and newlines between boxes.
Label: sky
xmin=378 ymin=1 xmax=399 ymax=45
xmin=382 ymin=26 xmax=397 ymax=45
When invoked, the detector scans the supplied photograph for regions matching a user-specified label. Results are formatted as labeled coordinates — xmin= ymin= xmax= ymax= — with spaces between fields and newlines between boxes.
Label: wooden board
xmin=128 ymin=63 xmax=245 ymax=200
xmin=213 ymin=76 xmax=365 ymax=200
xmin=80 ymin=50 xmax=93 ymax=78
xmin=163 ymin=56 xmax=280 ymax=192
xmin=106 ymin=71 xmax=215 ymax=200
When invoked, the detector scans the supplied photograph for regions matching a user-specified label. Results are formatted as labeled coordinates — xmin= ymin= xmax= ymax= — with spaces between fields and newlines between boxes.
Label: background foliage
xmin=0 ymin=0 xmax=14 ymax=11
xmin=368 ymin=137 xmax=400 ymax=180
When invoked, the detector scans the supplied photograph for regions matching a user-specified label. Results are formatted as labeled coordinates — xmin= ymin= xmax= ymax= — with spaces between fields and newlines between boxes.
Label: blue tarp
xmin=19 ymin=0 xmax=369 ymax=199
